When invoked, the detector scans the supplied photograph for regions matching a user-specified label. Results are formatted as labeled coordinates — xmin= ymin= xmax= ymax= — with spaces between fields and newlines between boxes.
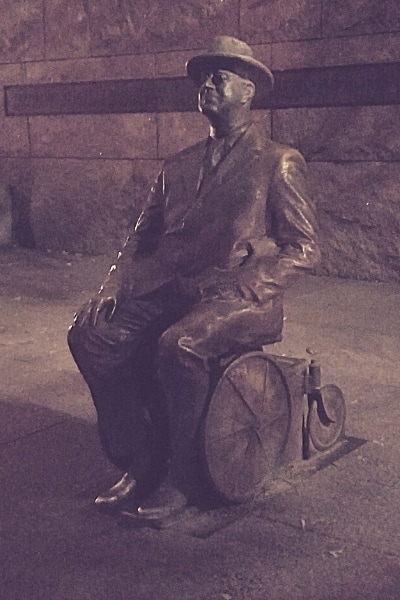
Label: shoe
xmin=95 ymin=472 xmax=139 ymax=513
xmin=136 ymin=483 xmax=188 ymax=521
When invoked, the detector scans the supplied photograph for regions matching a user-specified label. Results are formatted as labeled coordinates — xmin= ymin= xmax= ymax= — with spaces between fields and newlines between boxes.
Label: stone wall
xmin=0 ymin=0 xmax=399 ymax=281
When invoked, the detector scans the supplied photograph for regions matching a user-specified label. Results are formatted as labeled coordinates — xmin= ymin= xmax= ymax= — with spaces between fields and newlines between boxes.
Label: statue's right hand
xmin=73 ymin=294 xmax=118 ymax=327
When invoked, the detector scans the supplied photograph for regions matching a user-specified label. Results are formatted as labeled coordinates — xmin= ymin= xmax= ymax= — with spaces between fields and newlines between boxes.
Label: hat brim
xmin=186 ymin=53 xmax=274 ymax=91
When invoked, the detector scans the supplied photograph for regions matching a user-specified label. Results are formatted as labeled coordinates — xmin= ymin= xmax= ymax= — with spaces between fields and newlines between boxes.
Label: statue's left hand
xmin=73 ymin=288 xmax=120 ymax=327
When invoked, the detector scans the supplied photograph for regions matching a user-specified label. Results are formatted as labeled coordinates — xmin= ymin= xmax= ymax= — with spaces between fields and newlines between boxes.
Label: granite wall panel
xmin=1 ymin=64 xmax=26 ymax=114
xmin=0 ymin=65 xmax=29 ymax=158
xmin=44 ymin=0 xmax=90 ymax=60
xmin=272 ymin=106 xmax=400 ymax=162
xmin=322 ymin=0 xmax=400 ymax=37
xmin=271 ymin=32 xmax=400 ymax=70
xmin=158 ymin=113 xmax=208 ymax=158
xmin=252 ymin=44 xmax=273 ymax=69
xmin=309 ymin=162 xmax=400 ymax=282
xmin=26 ymin=54 xmax=155 ymax=84
xmin=89 ymin=0 xmax=238 ymax=56
xmin=30 ymin=158 xmax=160 ymax=254
xmin=0 ymin=157 xmax=35 ymax=247
xmin=155 ymin=49 xmax=206 ymax=78
xmin=240 ymin=0 xmax=321 ymax=43
xmin=0 ymin=64 xmax=25 ymax=87
xmin=0 ymin=0 xmax=44 ymax=62
xmin=29 ymin=114 xmax=157 ymax=159
xmin=0 ymin=117 xmax=30 ymax=157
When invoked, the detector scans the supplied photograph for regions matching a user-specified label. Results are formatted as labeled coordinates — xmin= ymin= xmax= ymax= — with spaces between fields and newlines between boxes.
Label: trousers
xmin=67 ymin=280 xmax=283 ymax=497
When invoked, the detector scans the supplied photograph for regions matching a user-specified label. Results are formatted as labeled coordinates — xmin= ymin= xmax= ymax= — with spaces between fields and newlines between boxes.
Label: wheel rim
xmin=203 ymin=353 xmax=291 ymax=502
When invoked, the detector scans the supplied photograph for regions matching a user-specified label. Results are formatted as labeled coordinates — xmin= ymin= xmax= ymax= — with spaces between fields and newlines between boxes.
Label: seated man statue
xmin=68 ymin=35 xmax=321 ymax=522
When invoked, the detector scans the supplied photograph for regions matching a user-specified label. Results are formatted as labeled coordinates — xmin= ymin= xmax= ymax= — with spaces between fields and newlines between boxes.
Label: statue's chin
xmin=199 ymin=102 xmax=218 ymax=118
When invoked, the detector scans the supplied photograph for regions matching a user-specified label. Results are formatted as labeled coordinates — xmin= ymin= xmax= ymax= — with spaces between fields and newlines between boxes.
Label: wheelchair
xmin=201 ymin=350 xmax=346 ymax=504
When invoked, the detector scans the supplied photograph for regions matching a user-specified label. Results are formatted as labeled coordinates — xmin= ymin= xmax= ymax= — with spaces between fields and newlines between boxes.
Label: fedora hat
xmin=186 ymin=36 xmax=274 ymax=91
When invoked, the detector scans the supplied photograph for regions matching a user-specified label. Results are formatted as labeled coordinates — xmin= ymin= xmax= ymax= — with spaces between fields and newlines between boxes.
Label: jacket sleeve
xmin=250 ymin=148 xmax=321 ymax=300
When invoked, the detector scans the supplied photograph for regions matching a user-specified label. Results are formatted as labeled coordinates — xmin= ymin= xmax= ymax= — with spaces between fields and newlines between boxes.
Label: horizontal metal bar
xmin=5 ymin=62 xmax=400 ymax=116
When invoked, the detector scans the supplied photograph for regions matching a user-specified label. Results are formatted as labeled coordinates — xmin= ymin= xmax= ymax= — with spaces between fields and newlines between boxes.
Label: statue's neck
xmin=208 ymin=109 xmax=251 ymax=139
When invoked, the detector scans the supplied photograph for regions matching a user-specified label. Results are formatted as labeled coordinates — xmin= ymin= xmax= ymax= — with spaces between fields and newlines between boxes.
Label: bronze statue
xmin=68 ymin=36 xmax=321 ymax=522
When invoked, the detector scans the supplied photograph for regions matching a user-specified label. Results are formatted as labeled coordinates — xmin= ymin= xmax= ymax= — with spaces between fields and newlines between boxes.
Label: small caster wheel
xmin=307 ymin=384 xmax=346 ymax=452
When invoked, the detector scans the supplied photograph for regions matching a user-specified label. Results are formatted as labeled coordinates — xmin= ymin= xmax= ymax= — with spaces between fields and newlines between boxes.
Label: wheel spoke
xmin=206 ymin=424 xmax=253 ymax=444
xmin=225 ymin=375 xmax=259 ymax=422
xmin=258 ymin=410 xmax=288 ymax=431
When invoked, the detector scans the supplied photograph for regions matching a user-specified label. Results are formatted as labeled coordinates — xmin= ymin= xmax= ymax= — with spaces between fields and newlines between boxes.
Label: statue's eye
xmin=199 ymin=71 xmax=229 ymax=86
xmin=212 ymin=72 xmax=228 ymax=86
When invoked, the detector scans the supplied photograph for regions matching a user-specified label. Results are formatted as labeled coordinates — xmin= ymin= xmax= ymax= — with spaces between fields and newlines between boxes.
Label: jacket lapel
xmin=164 ymin=139 xmax=206 ymax=233
xmin=164 ymin=124 xmax=262 ymax=233
xmin=197 ymin=124 xmax=261 ymax=200
xmin=184 ymin=140 xmax=208 ymax=199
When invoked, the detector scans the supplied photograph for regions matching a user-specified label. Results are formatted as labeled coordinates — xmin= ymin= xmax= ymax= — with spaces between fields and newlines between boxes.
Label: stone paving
xmin=0 ymin=246 xmax=399 ymax=600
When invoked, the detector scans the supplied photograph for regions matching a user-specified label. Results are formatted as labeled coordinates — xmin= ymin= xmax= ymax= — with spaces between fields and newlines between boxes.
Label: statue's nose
xmin=203 ymin=74 xmax=216 ymax=89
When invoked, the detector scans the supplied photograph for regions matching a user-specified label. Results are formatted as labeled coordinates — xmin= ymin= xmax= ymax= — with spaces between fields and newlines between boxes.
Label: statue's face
xmin=198 ymin=69 xmax=251 ymax=118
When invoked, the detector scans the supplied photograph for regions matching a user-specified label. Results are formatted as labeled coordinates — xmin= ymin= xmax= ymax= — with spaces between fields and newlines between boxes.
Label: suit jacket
xmin=102 ymin=122 xmax=321 ymax=305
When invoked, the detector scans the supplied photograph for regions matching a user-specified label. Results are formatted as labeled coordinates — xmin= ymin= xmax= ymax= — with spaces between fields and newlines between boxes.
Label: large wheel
xmin=203 ymin=352 xmax=291 ymax=503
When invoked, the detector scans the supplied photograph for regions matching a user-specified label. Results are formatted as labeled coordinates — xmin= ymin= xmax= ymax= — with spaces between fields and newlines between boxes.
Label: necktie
xmin=197 ymin=138 xmax=225 ymax=195
xmin=204 ymin=137 xmax=225 ymax=171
